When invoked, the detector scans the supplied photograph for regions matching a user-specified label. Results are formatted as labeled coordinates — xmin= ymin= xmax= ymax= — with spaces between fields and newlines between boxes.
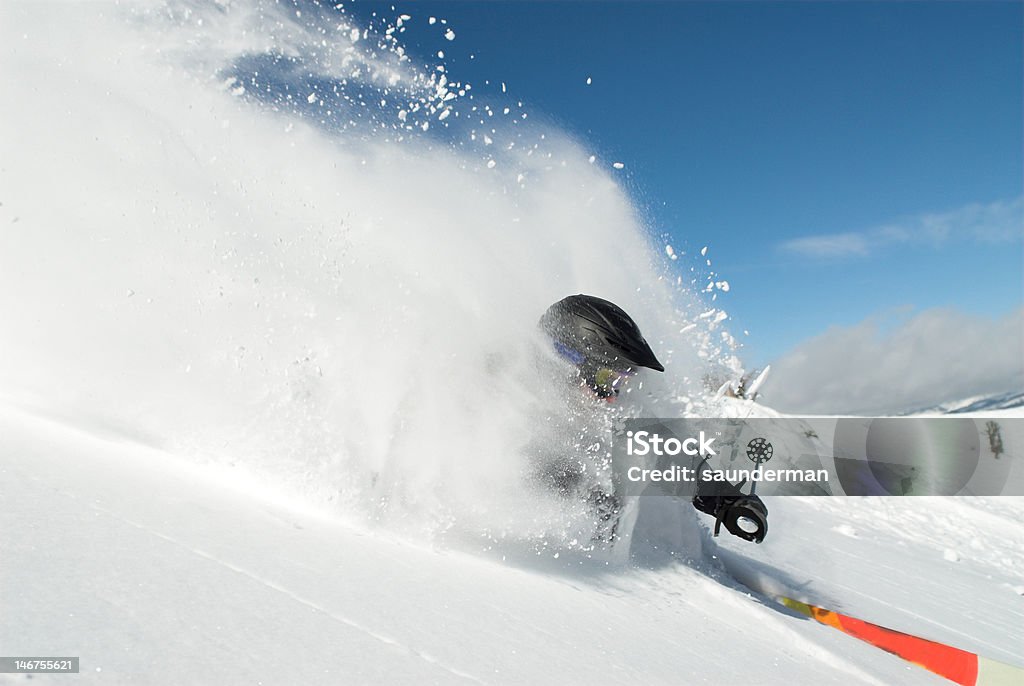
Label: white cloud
xmin=782 ymin=232 xmax=870 ymax=258
xmin=781 ymin=196 xmax=1024 ymax=258
xmin=763 ymin=307 xmax=1024 ymax=414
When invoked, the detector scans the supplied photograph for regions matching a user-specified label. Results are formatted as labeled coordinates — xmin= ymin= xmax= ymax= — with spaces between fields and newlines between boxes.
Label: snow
xmin=5 ymin=401 xmax=1008 ymax=685
xmin=1 ymin=2 xmax=1022 ymax=684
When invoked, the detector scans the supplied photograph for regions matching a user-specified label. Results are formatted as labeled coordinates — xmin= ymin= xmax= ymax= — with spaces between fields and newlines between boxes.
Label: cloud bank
xmin=764 ymin=307 xmax=1024 ymax=415
xmin=782 ymin=197 xmax=1023 ymax=259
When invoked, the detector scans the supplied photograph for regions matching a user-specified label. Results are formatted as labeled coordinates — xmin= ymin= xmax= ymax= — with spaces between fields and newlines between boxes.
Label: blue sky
xmin=353 ymin=0 xmax=1023 ymax=371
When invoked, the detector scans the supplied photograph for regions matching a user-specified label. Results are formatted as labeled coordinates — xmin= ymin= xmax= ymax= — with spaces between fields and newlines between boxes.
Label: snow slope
xmin=5 ymin=401 xmax=1007 ymax=686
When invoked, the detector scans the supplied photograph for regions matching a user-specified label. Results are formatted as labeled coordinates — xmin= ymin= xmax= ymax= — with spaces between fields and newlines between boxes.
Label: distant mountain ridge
xmin=902 ymin=390 xmax=1024 ymax=416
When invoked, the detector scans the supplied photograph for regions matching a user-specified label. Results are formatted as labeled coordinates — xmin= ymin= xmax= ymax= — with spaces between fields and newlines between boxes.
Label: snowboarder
xmin=539 ymin=294 xmax=769 ymax=543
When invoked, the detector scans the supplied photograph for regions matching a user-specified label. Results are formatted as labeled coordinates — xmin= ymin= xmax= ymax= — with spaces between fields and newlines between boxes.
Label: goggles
xmin=593 ymin=367 xmax=635 ymax=397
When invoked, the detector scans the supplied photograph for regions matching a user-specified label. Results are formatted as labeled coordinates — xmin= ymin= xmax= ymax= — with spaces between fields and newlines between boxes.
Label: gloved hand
xmin=692 ymin=477 xmax=768 ymax=543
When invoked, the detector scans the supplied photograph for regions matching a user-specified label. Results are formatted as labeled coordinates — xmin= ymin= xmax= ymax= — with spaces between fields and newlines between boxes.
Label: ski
xmin=778 ymin=595 xmax=1023 ymax=686
xmin=716 ymin=547 xmax=1024 ymax=686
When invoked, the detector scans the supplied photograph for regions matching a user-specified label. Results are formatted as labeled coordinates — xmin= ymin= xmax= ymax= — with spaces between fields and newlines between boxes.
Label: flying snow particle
xmin=665 ymin=245 xmax=677 ymax=260
xmin=586 ymin=76 xmax=592 ymax=85
xmin=698 ymin=309 xmax=728 ymax=327
xmin=429 ymin=17 xmax=436 ymax=24
xmin=349 ymin=27 xmax=360 ymax=42
xmin=612 ymin=162 xmax=625 ymax=170
xmin=445 ymin=28 xmax=456 ymax=41
xmin=487 ymin=159 xmax=496 ymax=169
xmin=700 ymin=246 xmax=708 ymax=256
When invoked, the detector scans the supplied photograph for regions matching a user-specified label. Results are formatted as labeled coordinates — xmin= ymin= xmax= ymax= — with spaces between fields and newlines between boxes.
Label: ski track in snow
xmin=86 ymin=502 xmax=485 ymax=684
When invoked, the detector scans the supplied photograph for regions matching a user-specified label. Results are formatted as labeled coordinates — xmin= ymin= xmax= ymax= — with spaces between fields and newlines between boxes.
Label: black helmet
xmin=540 ymin=294 xmax=665 ymax=375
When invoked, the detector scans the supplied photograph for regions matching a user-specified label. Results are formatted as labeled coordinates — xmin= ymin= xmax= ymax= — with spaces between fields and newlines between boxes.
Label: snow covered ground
xmin=2 ymin=2 xmax=1022 ymax=684
xmin=4 ymin=400 xmax=1022 ymax=685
